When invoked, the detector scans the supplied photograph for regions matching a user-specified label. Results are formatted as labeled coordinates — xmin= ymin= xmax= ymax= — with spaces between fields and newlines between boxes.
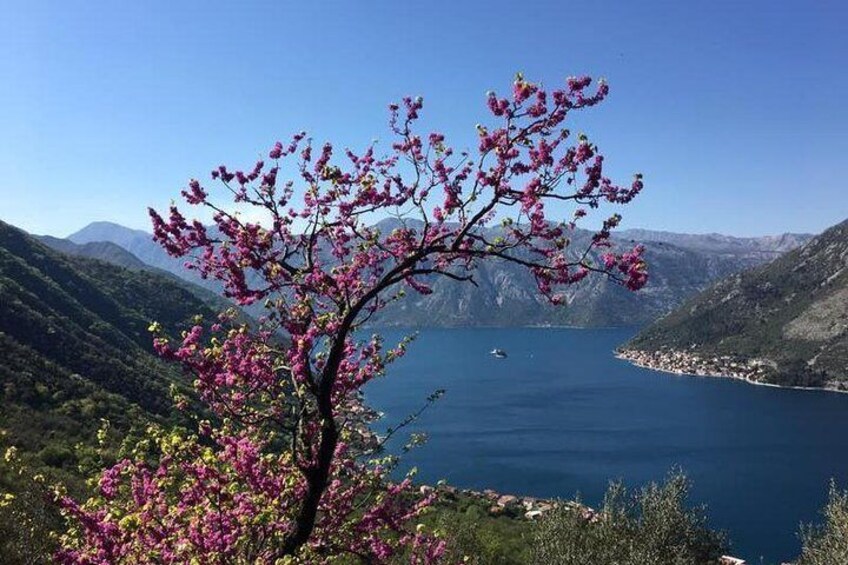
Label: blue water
xmin=364 ymin=327 xmax=848 ymax=564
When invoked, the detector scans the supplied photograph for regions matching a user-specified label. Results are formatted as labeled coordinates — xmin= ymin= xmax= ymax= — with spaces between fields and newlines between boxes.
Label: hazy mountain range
xmin=66 ymin=220 xmax=812 ymax=327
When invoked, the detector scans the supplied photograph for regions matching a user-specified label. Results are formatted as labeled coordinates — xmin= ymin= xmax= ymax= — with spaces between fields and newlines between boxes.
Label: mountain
xmin=36 ymin=233 xmax=234 ymax=314
xmin=67 ymin=221 xmax=162 ymax=258
xmin=624 ymin=219 xmax=848 ymax=389
xmin=615 ymin=229 xmax=810 ymax=257
xmin=0 ymin=220 xmax=223 ymax=480
xmin=67 ymin=221 xmax=265 ymax=318
xmin=34 ymin=235 xmax=150 ymax=270
xmin=369 ymin=220 xmax=812 ymax=327
xmin=373 ymin=233 xmax=809 ymax=328
xmin=68 ymin=221 xmax=220 ymax=291
xmin=67 ymin=221 xmax=811 ymax=328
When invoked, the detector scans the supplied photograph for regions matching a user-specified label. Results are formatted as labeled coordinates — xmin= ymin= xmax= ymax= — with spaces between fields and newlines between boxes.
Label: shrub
xmin=797 ymin=481 xmax=848 ymax=565
xmin=532 ymin=471 xmax=727 ymax=565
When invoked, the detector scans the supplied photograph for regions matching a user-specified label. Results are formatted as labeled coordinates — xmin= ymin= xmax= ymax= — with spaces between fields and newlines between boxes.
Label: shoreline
xmin=615 ymin=349 xmax=848 ymax=395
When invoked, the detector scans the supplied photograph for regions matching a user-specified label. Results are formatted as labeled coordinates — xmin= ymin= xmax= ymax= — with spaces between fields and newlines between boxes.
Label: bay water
xmin=365 ymin=327 xmax=848 ymax=563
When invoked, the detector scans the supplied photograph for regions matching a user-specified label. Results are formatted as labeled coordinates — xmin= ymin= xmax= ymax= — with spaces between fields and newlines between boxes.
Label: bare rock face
xmin=627 ymin=219 xmax=848 ymax=389
xmin=369 ymin=223 xmax=811 ymax=328
xmin=784 ymin=286 xmax=848 ymax=341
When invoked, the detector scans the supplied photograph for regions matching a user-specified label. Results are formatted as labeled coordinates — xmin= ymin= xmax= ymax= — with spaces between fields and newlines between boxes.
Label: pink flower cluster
xmin=56 ymin=428 xmax=437 ymax=563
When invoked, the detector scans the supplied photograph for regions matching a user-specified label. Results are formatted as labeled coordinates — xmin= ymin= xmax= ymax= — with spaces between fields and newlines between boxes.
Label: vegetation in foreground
xmin=532 ymin=471 xmax=726 ymax=565
xmin=416 ymin=472 xmax=729 ymax=565
xmin=797 ymin=481 xmax=848 ymax=565
xmin=7 ymin=460 xmax=848 ymax=565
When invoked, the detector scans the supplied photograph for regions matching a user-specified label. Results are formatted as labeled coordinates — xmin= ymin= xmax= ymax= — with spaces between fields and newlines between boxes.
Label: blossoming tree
xmin=56 ymin=74 xmax=647 ymax=563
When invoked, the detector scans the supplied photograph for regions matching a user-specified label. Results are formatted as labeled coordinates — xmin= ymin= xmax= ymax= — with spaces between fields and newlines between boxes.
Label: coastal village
xmin=616 ymin=348 xmax=773 ymax=385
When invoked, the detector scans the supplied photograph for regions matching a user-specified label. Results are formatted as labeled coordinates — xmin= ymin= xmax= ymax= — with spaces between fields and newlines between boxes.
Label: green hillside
xmin=0 ymin=220 xmax=223 ymax=481
xmin=625 ymin=219 xmax=848 ymax=389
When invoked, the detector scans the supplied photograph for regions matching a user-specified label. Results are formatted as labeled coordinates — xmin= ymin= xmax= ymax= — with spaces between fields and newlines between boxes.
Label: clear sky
xmin=1 ymin=0 xmax=846 ymax=237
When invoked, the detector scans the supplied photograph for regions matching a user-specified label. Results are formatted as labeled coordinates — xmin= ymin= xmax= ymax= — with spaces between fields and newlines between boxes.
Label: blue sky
xmin=1 ymin=0 xmax=846 ymax=237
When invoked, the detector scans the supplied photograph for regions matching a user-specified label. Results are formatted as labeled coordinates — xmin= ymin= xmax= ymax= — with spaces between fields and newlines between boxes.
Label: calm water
xmin=365 ymin=327 xmax=848 ymax=564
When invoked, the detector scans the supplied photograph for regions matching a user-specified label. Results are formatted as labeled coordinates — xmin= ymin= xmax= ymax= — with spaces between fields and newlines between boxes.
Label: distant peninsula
xmin=620 ymin=219 xmax=848 ymax=392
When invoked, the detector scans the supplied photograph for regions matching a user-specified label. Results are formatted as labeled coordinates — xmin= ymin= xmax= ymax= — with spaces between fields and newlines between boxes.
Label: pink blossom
xmin=61 ymin=73 xmax=647 ymax=564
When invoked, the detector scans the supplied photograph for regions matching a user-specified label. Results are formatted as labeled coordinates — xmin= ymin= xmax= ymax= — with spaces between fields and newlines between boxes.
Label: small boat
xmin=490 ymin=348 xmax=508 ymax=359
